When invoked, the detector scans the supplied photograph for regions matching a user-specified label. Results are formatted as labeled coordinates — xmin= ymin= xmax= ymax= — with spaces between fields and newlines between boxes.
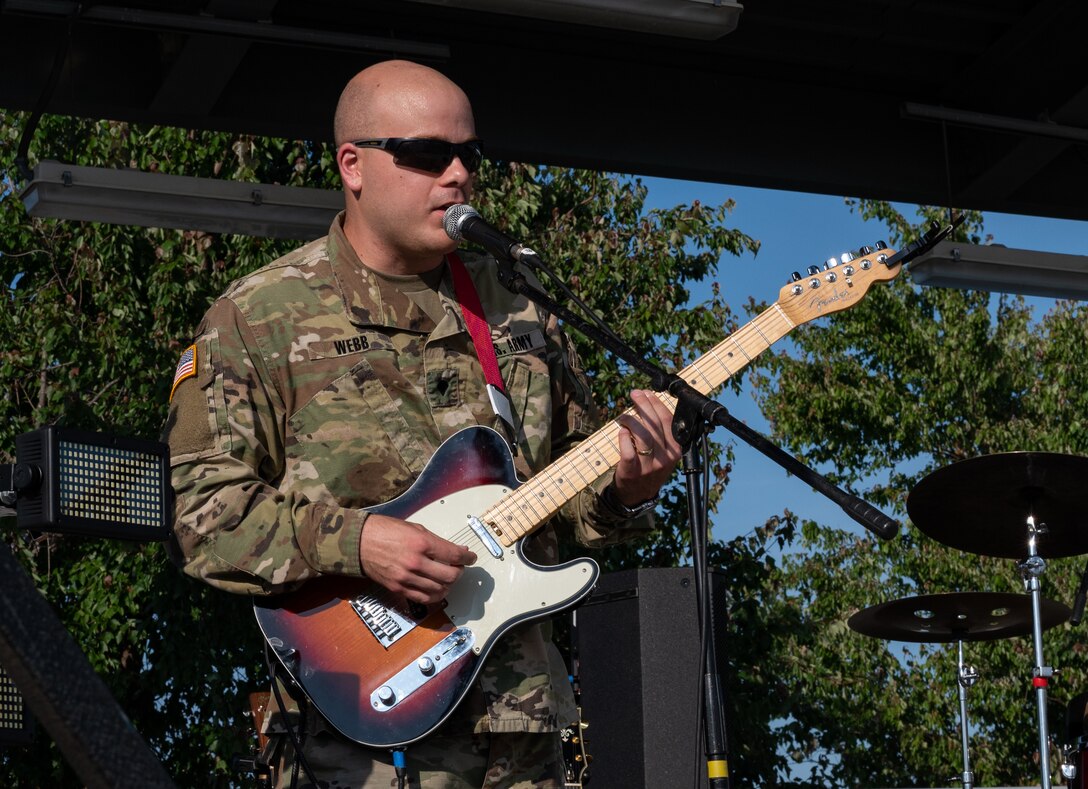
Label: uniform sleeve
xmin=547 ymin=319 xmax=656 ymax=547
xmin=162 ymin=298 xmax=366 ymax=596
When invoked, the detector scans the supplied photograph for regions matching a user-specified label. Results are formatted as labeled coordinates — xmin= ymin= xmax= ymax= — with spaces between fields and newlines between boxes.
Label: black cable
xmin=264 ymin=645 xmax=322 ymax=789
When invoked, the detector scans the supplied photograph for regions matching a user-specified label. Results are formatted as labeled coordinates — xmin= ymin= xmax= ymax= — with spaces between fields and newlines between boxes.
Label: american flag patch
xmin=170 ymin=344 xmax=197 ymax=402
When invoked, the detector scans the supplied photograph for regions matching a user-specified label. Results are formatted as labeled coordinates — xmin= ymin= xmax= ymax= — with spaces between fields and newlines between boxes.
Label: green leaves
xmin=746 ymin=201 xmax=1088 ymax=786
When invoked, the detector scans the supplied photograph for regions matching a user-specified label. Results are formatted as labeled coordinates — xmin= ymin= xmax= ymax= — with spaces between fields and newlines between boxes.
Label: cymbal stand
xmin=1019 ymin=515 xmax=1054 ymax=789
xmin=954 ymin=639 xmax=979 ymax=789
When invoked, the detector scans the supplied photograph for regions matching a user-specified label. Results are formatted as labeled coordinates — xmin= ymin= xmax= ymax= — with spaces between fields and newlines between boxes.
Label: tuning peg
xmin=825 ymin=256 xmax=839 ymax=269
xmin=839 ymin=251 xmax=856 ymax=264
xmin=806 ymin=265 xmax=821 ymax=276
xmin=858 ymin=245 xmax=874 ymax=255
xmin=788 ymin=271 xmax=802 ymax=282
xmin=875 ymin=240 xmax=888 ymax=250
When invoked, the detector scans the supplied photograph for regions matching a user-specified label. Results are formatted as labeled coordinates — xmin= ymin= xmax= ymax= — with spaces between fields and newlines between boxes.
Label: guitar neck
xmin=483 ymin=304 xmax=795 ymax=545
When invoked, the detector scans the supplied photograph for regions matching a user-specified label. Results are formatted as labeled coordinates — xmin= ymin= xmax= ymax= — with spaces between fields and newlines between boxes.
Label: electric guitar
xmin=561 ymin=707 xmax=590 ymax=787
xmin=561 ymin=666 xmax=591 ymax=788
xmin=253 ymin=221 xmax=958 ymax=748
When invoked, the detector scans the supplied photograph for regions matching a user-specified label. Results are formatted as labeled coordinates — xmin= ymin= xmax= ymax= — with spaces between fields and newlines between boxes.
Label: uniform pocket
xmin=202 ymin=329 xmax=235 ymax=454
xmin=499 ymin=353 xmax=553 ymax=473
xmin=287 ymin=355 xmax=437 ymax=507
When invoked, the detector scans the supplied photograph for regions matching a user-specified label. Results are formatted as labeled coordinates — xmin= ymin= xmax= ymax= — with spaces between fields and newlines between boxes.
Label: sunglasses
xmin=352 ymin=137 xmax=484 ymax=174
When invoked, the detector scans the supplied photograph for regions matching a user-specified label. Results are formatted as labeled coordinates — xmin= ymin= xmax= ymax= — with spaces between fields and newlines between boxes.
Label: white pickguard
xmin=406 ymin=483 xmax=598 ymax=651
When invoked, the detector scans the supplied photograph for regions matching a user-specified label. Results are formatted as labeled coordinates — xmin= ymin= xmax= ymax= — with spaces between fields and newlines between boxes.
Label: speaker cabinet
xmin=574 ymin=567 xmax=730 ymax=789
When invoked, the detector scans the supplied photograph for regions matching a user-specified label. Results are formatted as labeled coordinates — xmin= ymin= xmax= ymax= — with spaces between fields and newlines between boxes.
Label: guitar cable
xmin=264 ymin=645 xmax=322 ymax=789
xmin=392 ymin=747 xmax=409 ymax=788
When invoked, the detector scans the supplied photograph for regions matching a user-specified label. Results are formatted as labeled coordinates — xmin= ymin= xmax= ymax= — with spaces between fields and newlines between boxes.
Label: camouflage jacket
xmin=163 ymin=213 xmax=653 ymax=736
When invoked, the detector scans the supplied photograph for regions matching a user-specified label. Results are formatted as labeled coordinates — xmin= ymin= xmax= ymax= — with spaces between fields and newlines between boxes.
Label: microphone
xmin=443 ymin=204 xmax=541 ymax=265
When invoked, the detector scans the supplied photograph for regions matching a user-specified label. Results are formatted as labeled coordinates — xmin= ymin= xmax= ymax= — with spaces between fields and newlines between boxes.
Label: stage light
xmin=908 ymin=241 xmax=1088 ymax=300
xmin=20 ymin=161 xmax=342 ymax=240
xmin=401 ymin=0 xmax=743 ymax=39
xmin=1 ymin=426 xmax=171 ymax=542
xmin=0 ymin=662 xmax=33 ymax=746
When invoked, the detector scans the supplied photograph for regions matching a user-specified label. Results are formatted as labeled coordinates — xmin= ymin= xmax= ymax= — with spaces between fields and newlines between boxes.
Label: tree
xmin=0 ymin=111 xmax=760 ymax=785
xmin=746 ymin=202 xmax=1088 ymax=786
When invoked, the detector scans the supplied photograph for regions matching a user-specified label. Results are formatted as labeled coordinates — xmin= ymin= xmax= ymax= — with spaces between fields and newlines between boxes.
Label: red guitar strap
xmin=447 ymin=252 xmax=517 ymax=450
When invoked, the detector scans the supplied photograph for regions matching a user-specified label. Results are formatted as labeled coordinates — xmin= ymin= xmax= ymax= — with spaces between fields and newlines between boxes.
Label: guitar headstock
xmin=776 ymin=215 xmax=963 ymax=327
xmin=776 ymin=243 xmax=900 ymax=326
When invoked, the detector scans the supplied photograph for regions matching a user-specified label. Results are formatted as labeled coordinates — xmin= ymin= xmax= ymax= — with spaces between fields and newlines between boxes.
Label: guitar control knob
xmin=418 ymin=657 xmax=435 ymax=676
xmin=377 ymin=686 xmax=396 ymax=706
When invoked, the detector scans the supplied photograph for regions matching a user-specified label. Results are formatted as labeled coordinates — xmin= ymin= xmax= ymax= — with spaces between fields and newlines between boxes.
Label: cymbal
xmin=907 ymin=452 xmax=1088 ymax=558
xmin=848 ymin=591 xmax=1070 ymax=643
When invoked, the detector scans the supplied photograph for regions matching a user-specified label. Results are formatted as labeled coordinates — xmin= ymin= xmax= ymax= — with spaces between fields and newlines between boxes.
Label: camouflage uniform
xmin=163 ymin=214 xmax=653 ymax=787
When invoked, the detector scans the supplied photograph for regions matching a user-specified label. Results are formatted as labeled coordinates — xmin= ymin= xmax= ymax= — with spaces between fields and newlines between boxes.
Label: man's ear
xmin=337 ymin=143 xmax=363 ymax=192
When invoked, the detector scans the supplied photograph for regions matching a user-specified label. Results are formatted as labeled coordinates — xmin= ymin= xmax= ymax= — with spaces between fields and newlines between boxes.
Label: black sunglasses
xmin=352 ymin=137 xmax=484 ymax=174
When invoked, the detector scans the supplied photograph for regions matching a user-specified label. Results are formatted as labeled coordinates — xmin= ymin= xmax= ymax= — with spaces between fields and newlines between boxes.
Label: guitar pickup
xmin=370 ymin=628 xmax=476 ymax=711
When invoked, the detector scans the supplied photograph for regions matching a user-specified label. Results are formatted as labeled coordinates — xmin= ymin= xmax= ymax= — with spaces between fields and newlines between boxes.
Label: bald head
xmin=333 ymin=60 xmax=473 ymax=146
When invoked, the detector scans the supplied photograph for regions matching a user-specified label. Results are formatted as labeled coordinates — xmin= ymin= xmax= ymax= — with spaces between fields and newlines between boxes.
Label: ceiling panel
xmin=2 ymin=0 xmax=1086 ymax=220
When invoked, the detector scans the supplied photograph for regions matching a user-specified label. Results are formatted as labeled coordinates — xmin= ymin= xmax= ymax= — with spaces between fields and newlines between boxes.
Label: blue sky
xmin=636 ymin=175 xmax=1088 ymax=545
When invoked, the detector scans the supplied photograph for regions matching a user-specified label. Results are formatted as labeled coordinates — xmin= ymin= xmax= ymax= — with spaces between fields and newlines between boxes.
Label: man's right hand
xmin=359 ymin=514 xmax=477 ymax=605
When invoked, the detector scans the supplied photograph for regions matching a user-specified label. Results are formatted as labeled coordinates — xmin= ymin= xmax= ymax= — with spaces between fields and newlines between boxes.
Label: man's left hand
xmin=613 ymin=389 xmax=682 ymax=507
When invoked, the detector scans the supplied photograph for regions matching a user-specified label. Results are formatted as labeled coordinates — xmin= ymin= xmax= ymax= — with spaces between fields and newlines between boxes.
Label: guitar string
xmin=483 ymin=305 xmax=796 ymax=541
xmin=487 ymin=306 xmax=792 ymax=541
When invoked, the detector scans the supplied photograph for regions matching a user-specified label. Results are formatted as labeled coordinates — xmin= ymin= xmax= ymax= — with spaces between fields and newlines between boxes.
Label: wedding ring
xmin=636 ymin=446 xmax=654 ymax=456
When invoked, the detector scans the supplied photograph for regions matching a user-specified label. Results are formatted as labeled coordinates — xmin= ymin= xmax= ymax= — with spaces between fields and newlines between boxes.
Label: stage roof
xmin=3 ymin=0 xmax=1086 ymax=221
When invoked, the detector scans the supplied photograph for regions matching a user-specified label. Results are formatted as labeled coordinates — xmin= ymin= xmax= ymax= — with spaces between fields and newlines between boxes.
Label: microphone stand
xmin=487 ymin=252 xmax=901 ymax=789
xmin=490 ymin=255 xmax=901 ymax=540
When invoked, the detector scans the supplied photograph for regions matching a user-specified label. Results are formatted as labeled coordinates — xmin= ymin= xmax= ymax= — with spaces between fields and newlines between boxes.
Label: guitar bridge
xmin=350 ymin=594 xmax=416 ymax=648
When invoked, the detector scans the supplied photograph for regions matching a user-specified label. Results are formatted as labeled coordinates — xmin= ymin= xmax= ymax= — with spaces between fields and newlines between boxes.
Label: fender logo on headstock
xmin=807 ymin=285 xmax=859 ymax=313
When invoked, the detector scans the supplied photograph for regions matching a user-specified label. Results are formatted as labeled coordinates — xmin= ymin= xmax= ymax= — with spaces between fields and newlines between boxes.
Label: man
xmin=163 ymin=60 xmax=680 ymax=788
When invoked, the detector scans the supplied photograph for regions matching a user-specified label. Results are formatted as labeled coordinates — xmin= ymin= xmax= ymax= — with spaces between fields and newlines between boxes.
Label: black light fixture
xmin=0 ymin=426 xmax=172 ymax=762
xmin=1 ymin=426 xmax=171 ymax=542
xmin=908 ymin=241 xmax=1088 ymax=301
xmin=21 ymin=161 xmax=343 ymax=240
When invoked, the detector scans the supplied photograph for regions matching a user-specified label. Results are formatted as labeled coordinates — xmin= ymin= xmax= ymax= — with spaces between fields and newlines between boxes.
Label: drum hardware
xmin=1060 ymin=747 xmax=1077 ymax=785
xmin=848 ymin=591 xmax=1070 ymax=789
xmin=907 ymin=452 xmax=1088 ymax=789
xmin=956 ymin=640 xmax=980 ymax=789
xmin=1020 ymin=516 xmax=1058 ymax=789
xmin=1060 ymin=692 xmax=1088 ymax=788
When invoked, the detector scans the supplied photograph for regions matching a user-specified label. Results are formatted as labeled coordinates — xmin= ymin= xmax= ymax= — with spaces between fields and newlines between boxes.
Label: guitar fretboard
xmin=483 ymin=303 xmax=796 ymax=545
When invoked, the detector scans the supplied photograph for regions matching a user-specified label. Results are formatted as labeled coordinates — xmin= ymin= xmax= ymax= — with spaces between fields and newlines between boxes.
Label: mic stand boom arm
xmin=490 ymin=255 xmax=900 ymax=542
